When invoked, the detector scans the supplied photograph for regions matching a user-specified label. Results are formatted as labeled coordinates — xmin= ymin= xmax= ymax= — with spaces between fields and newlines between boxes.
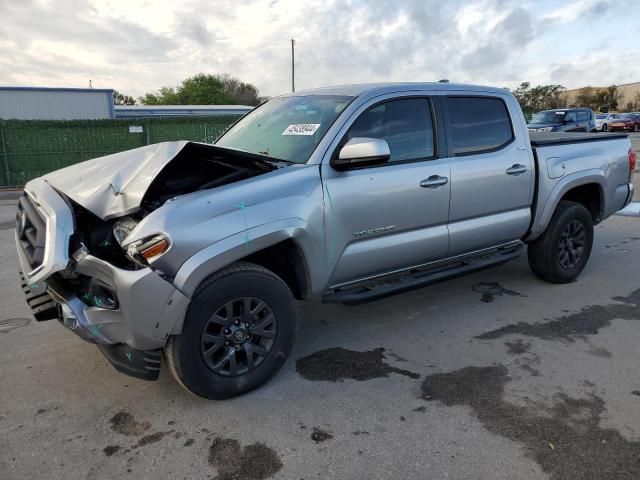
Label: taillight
xmin=629 ymin=147 xmax=637 ymax=179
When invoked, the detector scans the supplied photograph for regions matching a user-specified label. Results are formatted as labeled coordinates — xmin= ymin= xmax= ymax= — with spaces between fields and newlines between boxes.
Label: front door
xmin=321 ymin=97 xmax=451 ymax=287
xmin=444 ymin=95 xmax=534 ymax=256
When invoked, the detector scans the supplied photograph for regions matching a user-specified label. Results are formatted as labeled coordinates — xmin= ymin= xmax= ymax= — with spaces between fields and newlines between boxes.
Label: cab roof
xmin=279 ymin=82 xmax=510 ymax=99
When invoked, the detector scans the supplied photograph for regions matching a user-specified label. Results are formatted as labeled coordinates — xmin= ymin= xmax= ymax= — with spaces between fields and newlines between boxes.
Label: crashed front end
xmin=16 ymin=179 xmax=189 ymax=381
xmin=15 ymin=141 xmax=281 ymax=381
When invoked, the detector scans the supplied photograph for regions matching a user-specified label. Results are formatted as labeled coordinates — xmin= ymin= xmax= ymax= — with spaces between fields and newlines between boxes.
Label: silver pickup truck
xmin=16 ymin=83 xmax=636 ymax=399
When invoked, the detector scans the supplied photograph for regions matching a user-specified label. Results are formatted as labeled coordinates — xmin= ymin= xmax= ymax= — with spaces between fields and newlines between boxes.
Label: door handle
xmin=420 ymin=175 xmax=448 ymax=188
xmin=506 ymin=164 xmax=527 ymax=175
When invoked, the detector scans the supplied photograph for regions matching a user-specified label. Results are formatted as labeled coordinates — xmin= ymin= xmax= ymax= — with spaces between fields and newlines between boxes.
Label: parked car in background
xmin=596 ymin=113 xmax=621 ymax=132
xmin=528 ymin=108 xmax=597 ymax=133
xmin=610 ymin=113 xmax=640 ymax=132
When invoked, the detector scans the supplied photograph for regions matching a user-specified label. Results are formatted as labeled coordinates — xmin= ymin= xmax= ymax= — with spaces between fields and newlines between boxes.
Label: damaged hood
xmin=43 ymin=141 xmax=191 ymax=220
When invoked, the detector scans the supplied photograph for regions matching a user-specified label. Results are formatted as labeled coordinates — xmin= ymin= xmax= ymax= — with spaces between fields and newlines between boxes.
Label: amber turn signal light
xmin=140 ymin=237 xmax=169 ymax=259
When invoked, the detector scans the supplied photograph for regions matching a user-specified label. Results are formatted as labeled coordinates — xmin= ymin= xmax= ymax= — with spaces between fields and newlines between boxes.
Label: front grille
xmin=16 ymin=195 xmax=47 ymax=270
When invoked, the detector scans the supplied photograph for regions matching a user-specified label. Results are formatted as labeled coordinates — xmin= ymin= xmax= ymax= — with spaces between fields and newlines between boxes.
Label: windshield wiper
xmin=253 ymin=151 xmax=295 ymax=166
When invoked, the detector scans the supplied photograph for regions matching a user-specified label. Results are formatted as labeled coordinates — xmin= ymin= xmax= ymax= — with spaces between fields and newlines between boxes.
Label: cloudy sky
xmin=1 ymin=0 xmax=639 ymax=99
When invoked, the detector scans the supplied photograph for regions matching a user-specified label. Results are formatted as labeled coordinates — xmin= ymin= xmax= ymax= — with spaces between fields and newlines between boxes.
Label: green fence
xmin=0 ymin=116 xmax=241 ymax=187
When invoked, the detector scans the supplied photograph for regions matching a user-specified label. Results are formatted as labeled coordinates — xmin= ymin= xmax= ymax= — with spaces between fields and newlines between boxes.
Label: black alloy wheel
xmin=557 ymin=219 xmax=586 ymax=269
xmin=200 ymin=297 xmax=276 ymax=376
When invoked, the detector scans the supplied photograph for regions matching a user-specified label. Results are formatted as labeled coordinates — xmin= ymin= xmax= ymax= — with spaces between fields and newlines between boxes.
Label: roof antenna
xmin=439 ymin=79 xmax=449 ymax=83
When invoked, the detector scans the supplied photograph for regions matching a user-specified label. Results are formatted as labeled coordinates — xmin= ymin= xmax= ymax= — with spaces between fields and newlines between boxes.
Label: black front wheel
xmin=527 ymin=201 xmax=594 ymax=283
xmin=602 ymin=124 xmax=608 ymax=132
xmin=165 ymin=262 xmax=298 ymax=399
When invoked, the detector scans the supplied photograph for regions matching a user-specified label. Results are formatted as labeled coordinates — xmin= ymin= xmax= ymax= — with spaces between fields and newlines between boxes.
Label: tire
xmin=165 ymin=262 xmax=298 ymax=399
xmin=602 ymin=123 xmax=608 ymax=132
xmin=527 ymin=201 xmax=594 ymax=284
xmin=634 ymin=123 xmax=640 ymax=132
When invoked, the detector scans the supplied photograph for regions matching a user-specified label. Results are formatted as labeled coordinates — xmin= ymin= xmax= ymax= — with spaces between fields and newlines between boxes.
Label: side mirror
xmin=332 ymin=137 xmax=390 ymax=170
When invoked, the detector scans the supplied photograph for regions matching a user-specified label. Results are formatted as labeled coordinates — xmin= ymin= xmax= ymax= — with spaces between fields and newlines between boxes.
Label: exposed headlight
xmin=126 ymin=234 xmax=171 ymax=267
xmin=113 ymin=216 xmax=139 ymax=246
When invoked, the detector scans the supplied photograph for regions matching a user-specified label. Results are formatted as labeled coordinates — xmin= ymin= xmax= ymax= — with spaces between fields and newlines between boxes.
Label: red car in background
xmin=609 ymin=113 xmax=640 ymax=132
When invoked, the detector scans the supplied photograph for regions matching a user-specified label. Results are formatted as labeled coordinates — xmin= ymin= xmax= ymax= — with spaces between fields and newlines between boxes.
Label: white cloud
xmin=0 ymin=0 xmax=637 ymax=99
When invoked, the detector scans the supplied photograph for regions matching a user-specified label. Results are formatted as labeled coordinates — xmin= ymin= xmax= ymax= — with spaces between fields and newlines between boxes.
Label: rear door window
xmin=446 ymin=97 xmax=514 ymax=156
xmin=577 ymin=111 xmax=589 ymax=121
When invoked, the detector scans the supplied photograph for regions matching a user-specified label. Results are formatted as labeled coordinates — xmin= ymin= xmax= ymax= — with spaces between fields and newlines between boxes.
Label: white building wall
xmin=0 ymin=88 xmax=114 ymax=120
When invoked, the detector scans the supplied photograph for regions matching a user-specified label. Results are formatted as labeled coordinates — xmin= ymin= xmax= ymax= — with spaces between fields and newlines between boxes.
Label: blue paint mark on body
xmin=88 ymin=323 xmax=103 ymax=337
xmin=235 ymin=201 xmax=252 ymax=249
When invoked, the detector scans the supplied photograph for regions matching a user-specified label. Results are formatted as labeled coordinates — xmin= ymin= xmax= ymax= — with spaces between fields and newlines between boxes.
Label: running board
xmin=322 ymin=243 xmax=524 ymax=305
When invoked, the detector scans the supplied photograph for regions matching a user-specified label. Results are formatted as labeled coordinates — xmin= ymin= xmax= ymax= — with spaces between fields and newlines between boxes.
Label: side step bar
xmin=323 ymin=242 xmax=524 ymax=305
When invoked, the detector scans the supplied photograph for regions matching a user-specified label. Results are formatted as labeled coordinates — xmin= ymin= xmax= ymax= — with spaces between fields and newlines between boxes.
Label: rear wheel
xmin=165 ymin=262 xmax=298 ymax=399
xmin=527 ymin=201 xmax=594 ymax=284
xmin=634 ymin=123 xmax=640 ymax=132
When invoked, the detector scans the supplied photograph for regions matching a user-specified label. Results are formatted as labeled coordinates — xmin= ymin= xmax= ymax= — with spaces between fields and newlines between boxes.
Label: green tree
xmin=575 ymin=86 xmax=596 ymax=109
xmin=113 ymin=90 xmax=136 ymax=105
xmin=139 ymin=74 xmax=261 ymax=106
xmin=511 ymin=82 xmax=567 ymax=117
xmin=583 ymin=85 xmax=621 ymax=111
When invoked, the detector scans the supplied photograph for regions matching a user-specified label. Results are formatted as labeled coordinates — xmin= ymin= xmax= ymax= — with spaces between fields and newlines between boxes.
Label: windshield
xmin=596 ymin=114 xmax=608 ymax=119
xmin=530 ymin=111 xmax=566 ymax=124
xmin=216 ymin=95 xmax=354 ymax=163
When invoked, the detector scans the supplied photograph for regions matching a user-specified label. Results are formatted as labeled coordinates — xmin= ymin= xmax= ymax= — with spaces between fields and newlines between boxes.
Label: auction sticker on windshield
xmin=282 ymin=124 xmax=321 ymax=135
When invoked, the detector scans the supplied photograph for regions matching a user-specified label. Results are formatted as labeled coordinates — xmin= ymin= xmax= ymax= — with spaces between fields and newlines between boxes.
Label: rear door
xmin=575 ymin=110 xmax=589 ymax=132
xmin=444 ymin=94 xmax=534 ymax=256
xmin=563 ymin=111 xmax=580 ymax=132
xmin=321 ymin=95 xmax=451 ymax=287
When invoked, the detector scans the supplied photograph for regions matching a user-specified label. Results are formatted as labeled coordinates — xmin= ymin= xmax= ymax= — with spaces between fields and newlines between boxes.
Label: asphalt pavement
xmin=2 ymin=200 xmax=640 ymax=479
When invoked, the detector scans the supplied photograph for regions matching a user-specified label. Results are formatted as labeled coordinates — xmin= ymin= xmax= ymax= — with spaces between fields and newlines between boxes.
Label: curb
xmin=616 ymin=202 xmax=640 ymax=217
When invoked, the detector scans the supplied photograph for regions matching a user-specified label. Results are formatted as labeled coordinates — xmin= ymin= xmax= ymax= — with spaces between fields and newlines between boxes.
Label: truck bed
xmin=527 ymin=130 xmax=633 ymax=242
xmin=529 ymin=131 xmax=628 ymax=147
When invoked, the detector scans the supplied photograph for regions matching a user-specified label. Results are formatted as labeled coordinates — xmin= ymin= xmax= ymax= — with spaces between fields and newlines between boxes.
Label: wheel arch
xmin=526 ymin=173 xmax=605 ymax=242
xmin=559 ymin=183 xmax=603 ymax=223
xmin=173 ymin=218 xmax=316 ymax=301
xmin=237 ymin=239 xmax=311 ymax=300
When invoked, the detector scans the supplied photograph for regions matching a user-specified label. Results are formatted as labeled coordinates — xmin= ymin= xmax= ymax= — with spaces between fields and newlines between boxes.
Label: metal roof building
xmin=114 ymin=105 xmax=253 ymax=119
xmin=0 ymin=86 xmax=115 ymax=120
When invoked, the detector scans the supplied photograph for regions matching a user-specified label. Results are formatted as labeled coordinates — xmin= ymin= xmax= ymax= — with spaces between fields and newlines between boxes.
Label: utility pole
xmin=291 ymin=39 xmax=295 ymax=93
